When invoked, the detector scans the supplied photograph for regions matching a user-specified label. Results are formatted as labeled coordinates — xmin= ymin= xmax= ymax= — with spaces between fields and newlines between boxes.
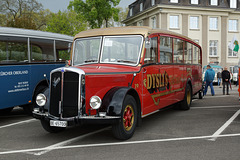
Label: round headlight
xmin=90 ymin=96 xmax=102 ymax=110
xmin=36 ymin=93 xmax=47 ymax=107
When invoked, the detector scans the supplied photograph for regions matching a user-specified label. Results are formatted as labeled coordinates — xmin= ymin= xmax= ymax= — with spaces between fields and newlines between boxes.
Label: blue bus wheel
xmin=0 ymin=107 xmax=14 ymax=115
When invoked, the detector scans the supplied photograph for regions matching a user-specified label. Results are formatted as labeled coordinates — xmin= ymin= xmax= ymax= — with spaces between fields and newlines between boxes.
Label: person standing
xmin=204 ymin=65 xmax=215 ymax=96
xmin=222 ymin=67 xmax=231 ymax=95
xmin=217 ymin=71 xmax=222 ymax=86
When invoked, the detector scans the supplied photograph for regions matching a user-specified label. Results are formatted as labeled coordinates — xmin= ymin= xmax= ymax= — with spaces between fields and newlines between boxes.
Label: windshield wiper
xmin=117 ymin=60 xmax=135 ymax=64
xmin=84 ymin=59 xmax=97 ymax=63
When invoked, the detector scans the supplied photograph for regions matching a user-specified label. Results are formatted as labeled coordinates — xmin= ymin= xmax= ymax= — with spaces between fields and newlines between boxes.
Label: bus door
xmin=142 ymin=36 xmax=161 ymax=115
xmin=173 ymin=38 xmax=184 ymax=101
xmin=158 ymin=36 xmax=175 ymax=106
xmin=0 ymin=40 xmax=31 ymax=109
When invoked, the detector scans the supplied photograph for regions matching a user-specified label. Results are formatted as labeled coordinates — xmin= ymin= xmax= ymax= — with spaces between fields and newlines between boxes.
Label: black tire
xmin=112 ymin=95 xmax=138 ymax=140
xmin=198 ymin=90 xmax=203 ymax=99
xmin=41 ymin=119 xmax=66 ymax=133
xmin=23 ymin=85 xmax=47 ymax=115
xmin=0 ymin=107 xmax=14 ymax=115
xmin=179 ymin=83 xmax=192 ymax=110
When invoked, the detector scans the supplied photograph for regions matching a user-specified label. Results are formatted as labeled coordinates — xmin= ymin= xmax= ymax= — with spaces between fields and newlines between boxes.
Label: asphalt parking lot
xmin=0 ymin=85 xmax=240 ymax=160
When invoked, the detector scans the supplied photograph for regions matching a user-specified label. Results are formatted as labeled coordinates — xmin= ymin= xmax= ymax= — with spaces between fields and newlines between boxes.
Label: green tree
xmin=0 ymin=14 xmax=7 ymax=26
xmin=68 ymin=0 xmax=120 ymax=29
xmin=0 ymin=0 xmax=43 ymax=29
xmin=109 ymin=7 xmax=128 ymax=27
xmin=117 ymin=7 xmax=128 ymax=26
xmin=45 ymin=10 xmax=87 ymax=36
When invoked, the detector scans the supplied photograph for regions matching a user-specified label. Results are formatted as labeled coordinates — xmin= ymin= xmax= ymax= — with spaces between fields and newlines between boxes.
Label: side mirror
xmin=65 ymin=60 xmax=71 ymax=67
xmin=145 ymin=37 xmax=151 ymax=49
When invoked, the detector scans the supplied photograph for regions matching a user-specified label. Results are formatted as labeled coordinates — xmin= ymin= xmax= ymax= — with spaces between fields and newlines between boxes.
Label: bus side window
xmin=31 ymin=39 xmax=54 ymax=62
xmin=0 ymin=41 xmax=28 ymax=64
xmin=144 ymin=37 xmax=158 ymax=64
xmin=56 ymin=41 xmax=71 ymax=61
xmin=160 ymin=36 xmax=173 ymax=64
xmin=31 ymin=45 xmax=43 ymax=62
xmin=193 ymin=45 xmax=199 ymax=64
xmin=184 ymin=42 xmax=192 ymax=64
xmin=173 ymin=38 xmax=183 ymax=63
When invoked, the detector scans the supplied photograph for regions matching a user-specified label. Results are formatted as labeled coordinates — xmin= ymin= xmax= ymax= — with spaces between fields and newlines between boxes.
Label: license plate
xmin=50 ymin=120 xmax=67 ymax=127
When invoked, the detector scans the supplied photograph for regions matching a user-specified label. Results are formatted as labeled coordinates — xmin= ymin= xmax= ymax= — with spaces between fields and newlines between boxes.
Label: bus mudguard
xmin=100 ymin=87 xmax=141 ymax=117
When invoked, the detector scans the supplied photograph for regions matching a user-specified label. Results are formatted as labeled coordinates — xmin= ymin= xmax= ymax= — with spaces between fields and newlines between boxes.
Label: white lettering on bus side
xmin=0 ymin=70 xmax=28 ymax=76
xmin=0 ymin=71 xmax=13 ymax=76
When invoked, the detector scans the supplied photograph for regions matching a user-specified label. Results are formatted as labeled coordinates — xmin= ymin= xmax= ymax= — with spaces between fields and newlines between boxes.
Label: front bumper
xmin=33 ymin=111 xmax=121 ymax=125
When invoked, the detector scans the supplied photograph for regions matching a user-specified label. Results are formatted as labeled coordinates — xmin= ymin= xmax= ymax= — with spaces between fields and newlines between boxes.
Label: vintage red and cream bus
xmin=33 ymin=26 xmax=203 ymax=140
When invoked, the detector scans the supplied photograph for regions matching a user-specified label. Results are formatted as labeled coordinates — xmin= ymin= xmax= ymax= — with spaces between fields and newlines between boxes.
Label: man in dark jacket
xmin=203 ymin=65 xmax=215 ymax=96
xmin=222 ymin=67 xmax=231 ymax=95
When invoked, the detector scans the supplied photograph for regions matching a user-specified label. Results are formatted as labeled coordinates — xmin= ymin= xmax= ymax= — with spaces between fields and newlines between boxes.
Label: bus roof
xmin=74 ymin=26 xmax=198 ymax=45
xmin=0 ymin=27 xmax=73 ymax=42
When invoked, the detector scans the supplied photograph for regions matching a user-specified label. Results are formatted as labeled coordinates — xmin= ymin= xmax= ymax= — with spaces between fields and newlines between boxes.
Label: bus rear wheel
xmin=112 ymin=95 xmax=137 ymax=140
xmin=179 ymin=83 xmax=192 ymax=110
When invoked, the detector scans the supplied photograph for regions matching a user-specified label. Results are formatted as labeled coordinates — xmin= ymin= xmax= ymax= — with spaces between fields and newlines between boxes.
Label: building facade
xmin=123 ymin=0 xmax=240 ymax=71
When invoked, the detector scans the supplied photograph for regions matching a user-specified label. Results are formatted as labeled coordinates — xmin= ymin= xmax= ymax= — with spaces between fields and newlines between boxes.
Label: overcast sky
xmin=37 ymin=0 xmax=136 ymax=13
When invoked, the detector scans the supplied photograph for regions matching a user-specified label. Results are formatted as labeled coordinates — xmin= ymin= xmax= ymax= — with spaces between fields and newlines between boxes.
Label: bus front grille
xmin=49 ymin=70 xmax=80 ymax=118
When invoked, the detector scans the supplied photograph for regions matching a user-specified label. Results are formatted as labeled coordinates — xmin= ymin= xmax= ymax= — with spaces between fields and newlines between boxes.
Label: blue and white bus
xmin=202 ymin=64 xmax=223 ymax=83
xmin=0 ymin=27 xmax=73 ymax=114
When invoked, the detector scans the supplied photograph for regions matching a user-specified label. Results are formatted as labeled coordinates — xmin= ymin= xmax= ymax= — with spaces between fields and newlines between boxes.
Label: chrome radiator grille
xmin=49 ymin=69 xmax=81 ymax=118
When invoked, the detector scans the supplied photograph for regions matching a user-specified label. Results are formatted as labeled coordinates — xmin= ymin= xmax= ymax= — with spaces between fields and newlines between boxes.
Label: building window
xmin=209 ymin=17 xmax=218 ymax=30
xmin=229 ymin=20 xmax=238 ymax=32
xmin=230 ymin=0 xmax=237 ymax=8
xmin=151 ymin=0 xmax=155 ymax=6
xmin=170 ymin=0 xmax=178 ymax=3
xmin=190 ymin=16 xmax=199 ymax=29
xmin=170 ymin=15 xmax=179 ymax=29
xmin=137 ymin=21 xmax=143 ymax=26
xmin=140 ymin=3 xmax=143 ymax=11
xmin=209 ymin=40 xmax=218 ymax=56
xmin=210 ymin=0 xmax=218 ymax=6
xmin=191 ymin=0 xmax=198 ymax=4
xmin=130 ymin=8 xmax=133 ymax=16
xmin=151 ymin=16 xmax=156 ymax=29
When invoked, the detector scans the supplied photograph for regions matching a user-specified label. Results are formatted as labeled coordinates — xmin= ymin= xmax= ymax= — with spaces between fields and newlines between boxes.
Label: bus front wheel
xmin=112 ymin=95 xmax=137 ymax=140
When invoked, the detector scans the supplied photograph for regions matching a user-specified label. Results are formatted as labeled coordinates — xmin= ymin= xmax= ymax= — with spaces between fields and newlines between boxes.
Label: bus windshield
xmin=73 ymin=35 xmax=143 ymax=66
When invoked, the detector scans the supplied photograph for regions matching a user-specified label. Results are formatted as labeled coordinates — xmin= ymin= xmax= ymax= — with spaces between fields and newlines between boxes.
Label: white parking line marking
xmin=203 ymin=95 xmax=238 ymax=98
xmin=0 ymin=133 xmax=240 ymax=155
xmin=192 ymin=105 xmax=240 ymax=109
xmin=32 ymin=127 xmax=111 ymax=156
xmin=209 ymin=109 xmax=240 ymax=141
xmin=0 ymin=119 xmax=36 ymax=129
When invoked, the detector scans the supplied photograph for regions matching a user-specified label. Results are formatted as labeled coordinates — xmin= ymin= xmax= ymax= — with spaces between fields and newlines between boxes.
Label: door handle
xmin=143 ymin=68 xmax=147 ymax=73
